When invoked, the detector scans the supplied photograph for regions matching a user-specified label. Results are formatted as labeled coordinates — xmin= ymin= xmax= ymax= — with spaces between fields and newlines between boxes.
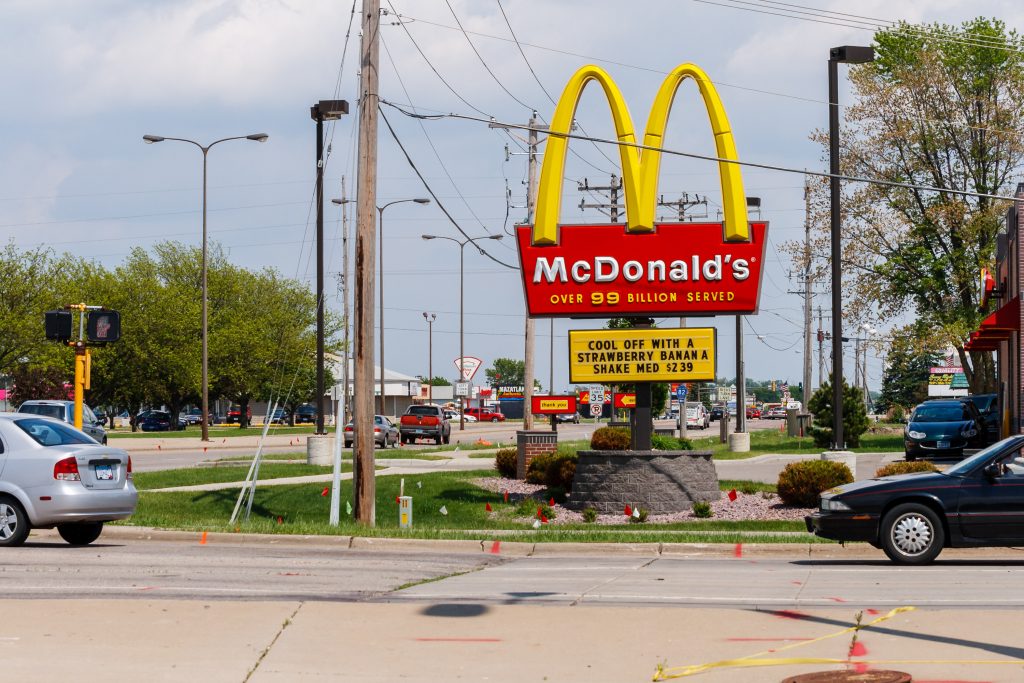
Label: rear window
xmin=14 ymin=417 xmax=96 ymax=446
xmin=406 ymin=406 xmax=439 ymax=416
xmin=18 ymin=403 xmax=65 ymax=420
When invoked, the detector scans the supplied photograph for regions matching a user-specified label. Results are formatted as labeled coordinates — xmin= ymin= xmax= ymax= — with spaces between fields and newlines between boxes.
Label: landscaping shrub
xmin=495 ymin=448 xmax=517 ymax=479
xmin=807 ymin=375 xmax=870 ymax=448
xmin=651 ymin=434 xmax=693 ymax=450
xmin=525 ymin=450 xmax=578 ymax=490
xmin=515 ymin=497 xmax=555 ymax=520
xmin=692 ymin=501 xmax=713 ymax=518
xmin=582 ymin=507 xmax=598 ymax=523
xmin=590 ymin=426 xmax=631 ymax=450
xmin=739 ymin=481 xmax=759 ymax=495
xmin=776 ymin=460 xmax=853 ymax=507
xmin=628 ymin=507 xmax=649 ymax=523
xmin=875 ymin=460 xmax=938 ymax=478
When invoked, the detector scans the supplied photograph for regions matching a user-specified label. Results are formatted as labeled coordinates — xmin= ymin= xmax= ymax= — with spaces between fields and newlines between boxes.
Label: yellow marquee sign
xmin=568 ymin=328 xmax=716 ymax=384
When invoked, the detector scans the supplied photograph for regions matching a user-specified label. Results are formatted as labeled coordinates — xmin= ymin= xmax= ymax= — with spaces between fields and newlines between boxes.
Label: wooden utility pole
xmin=523 ymin=113 xmax=540 ymax=430
xmin=353 ymin=0 xmax=380 ymax=526
xmin=803 ymin=177 xmax=813 ymax=405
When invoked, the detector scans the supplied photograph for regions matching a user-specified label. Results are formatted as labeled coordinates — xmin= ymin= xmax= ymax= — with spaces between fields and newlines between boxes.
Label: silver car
xmin=17 ymin=399 xmax=108 ymax=444
xmin=0 ymin=413 xmax=137 ymax=547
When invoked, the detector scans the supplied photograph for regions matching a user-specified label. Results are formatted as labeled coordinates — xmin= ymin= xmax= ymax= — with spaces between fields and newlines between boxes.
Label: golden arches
xmin=532 ymin=63 xmax=749 ymax=245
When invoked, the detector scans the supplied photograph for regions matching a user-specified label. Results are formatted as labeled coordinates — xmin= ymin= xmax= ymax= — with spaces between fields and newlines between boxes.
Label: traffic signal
xmin=45 ymin=310 xmax=72 ymax=341
xmin=86 ymin=310 xmax=120 ymax=343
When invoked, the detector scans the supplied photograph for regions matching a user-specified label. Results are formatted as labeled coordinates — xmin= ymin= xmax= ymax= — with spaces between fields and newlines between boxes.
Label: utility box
xmin=399 ymin=496 xmax=413 ymax=528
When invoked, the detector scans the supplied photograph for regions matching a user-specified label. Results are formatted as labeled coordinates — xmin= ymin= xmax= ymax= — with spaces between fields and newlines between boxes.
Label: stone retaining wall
xmin=567 ymin=450 xmax=719 ymax=514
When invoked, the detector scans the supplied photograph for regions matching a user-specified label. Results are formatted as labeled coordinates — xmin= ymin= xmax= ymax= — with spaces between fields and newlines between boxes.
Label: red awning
xmin=965 ymin=296 xmax=1019 ymax=350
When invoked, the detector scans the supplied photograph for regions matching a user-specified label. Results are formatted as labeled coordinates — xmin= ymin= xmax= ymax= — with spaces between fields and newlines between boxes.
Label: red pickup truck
xmin=465 ymin=407 xmax=506 ymax=422
xmin=399 ymin=405 xmax=451 ymax=445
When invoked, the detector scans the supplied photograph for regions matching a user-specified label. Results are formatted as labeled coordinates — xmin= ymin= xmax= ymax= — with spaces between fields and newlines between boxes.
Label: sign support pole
xmin=631 ymin=318 xmax=654 ymax=451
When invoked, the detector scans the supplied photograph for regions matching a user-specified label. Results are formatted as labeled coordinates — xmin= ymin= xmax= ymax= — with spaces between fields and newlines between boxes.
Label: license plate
xmin=95 ymin=464 xmax=113 ymax=480
xmin=937 ymin=440 xmax=950 ymax=449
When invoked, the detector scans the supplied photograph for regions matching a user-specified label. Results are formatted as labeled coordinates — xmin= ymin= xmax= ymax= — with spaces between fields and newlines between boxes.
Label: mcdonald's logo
xmin=516 ymin=63 xmax=768 ymax=319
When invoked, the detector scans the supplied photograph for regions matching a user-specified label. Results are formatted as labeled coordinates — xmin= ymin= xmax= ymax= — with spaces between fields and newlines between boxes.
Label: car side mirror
xmin=983 ymin=463 xmax=1002 ymax=480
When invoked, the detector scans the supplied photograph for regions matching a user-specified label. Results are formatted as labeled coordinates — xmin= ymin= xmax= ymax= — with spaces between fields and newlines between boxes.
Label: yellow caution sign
xmin=569 ymin=328 xmax=716 ymax=383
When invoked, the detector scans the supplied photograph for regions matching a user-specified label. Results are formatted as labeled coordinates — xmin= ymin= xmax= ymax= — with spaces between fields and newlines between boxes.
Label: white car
xmin=685 ymin=404 xmax=710 ymax=430
xmin=443 ymin=411 xmax=477 ymax=423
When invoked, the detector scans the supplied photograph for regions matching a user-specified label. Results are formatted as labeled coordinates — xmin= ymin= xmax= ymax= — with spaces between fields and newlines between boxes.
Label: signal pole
xmin=354 ymin=0 xmax=380 ymax=526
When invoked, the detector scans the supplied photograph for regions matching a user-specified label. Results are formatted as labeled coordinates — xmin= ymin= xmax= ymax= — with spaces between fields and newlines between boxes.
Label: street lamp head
xmin=413 ymin=198 xmax=431 ymax=204
xmin=331 ymin=198 xmax=354 ymax=205
xmin=421 ymin=234 xmax=437 ymax=241
xmin=142 ymin=135 xmax=164 ymax=144
xmin=830 ymin=45 xmax=874 ymax=64
xmin=486 ymin=234 xmax=503 ymax=240
xmin=246 ymin=133 xmax=269 ymax=143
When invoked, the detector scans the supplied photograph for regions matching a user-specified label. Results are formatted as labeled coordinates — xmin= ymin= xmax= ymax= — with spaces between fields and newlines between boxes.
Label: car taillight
xmin=374 ymin=427 xmax=382 ymax=433
xmin=127 ymin=456 xmax=133 ymax=480
xmin=345 ymin=426 xmax=354 ymax=432
xmin=54 ymin=456 xmax=81 ymax=481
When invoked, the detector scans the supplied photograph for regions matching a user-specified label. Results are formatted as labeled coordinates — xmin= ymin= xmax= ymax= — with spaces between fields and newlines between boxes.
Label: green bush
xmin=590 ymin=426 xmax=631 ymax=450
xmin=582 ymin=507 xmax=598 ymax=523
xmin=875 ymin=460 xmax=938 ymax=478
xmin=739 ymin=481 xmax=759 ymax=495
xmin=692 ymin=501 xmax=713 ymax=518
xmin=651 ymin=434 xmax=693 ymax=450
xmin=628 ymin=507 xmax=649 ymax=523
xmin=495 ymin=448 xmax=517 ymax=479
xmin=515 ymin=498 xmax=555 ymax=520
xmin=776 ymin=460 xmax=853 ymax=507
xmin=807 ymin=374 xmax=870 ymax=448
xmin=525 ymin=450 xmax=579 ymax=490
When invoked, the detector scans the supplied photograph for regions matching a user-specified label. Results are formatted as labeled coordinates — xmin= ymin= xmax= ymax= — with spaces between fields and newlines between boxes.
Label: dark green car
xmin=904 ymin=399 xmax=984 ymax=460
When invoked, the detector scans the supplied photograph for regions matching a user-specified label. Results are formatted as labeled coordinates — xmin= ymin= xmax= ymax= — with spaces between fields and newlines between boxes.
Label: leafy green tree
xmin=804 ymin=18 xmax=1024 ymax=393
xmin=808 ymin=374 xmax=870 ymax=448
xmin=876 ymin=331 xmax=942 ymax=414
xmin=485 ymin=358 xmax=525 ymax=387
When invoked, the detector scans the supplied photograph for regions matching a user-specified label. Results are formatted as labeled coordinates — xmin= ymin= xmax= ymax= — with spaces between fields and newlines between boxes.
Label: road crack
xmin=242 ymin=602 xmax=303 ymax=682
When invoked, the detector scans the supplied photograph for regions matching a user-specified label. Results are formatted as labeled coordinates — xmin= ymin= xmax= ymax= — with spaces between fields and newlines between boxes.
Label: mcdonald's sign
xmin=517 ymin=63 xmax=768 ymax=318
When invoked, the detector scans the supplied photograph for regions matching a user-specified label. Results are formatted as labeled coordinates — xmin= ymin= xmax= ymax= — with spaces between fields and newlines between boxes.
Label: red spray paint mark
xmin=733 ymin=543 xmax=743 ymax=558
xmin=827 ymin=596 xmax=847 ymax=603
xmin=768 ymin=610 xmax=811 ymax=621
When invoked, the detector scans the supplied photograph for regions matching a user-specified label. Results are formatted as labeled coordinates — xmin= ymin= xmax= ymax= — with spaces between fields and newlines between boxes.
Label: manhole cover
xmin=783 ymin=671 xmax=912 ymax=683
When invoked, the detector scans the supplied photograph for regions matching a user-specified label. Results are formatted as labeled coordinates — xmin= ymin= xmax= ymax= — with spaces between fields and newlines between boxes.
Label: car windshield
xmin=19 ymin=404 xmax=65 ymax=419
xmin=944 ymin=437 xmax=1024 ymax=476
xmin=406 ymin=406 xmax=438 ymax=416
xmin=15 ymin=417 xmax=96 ymax=446
xmin=912 ymin=404 xmax=969 ymax=422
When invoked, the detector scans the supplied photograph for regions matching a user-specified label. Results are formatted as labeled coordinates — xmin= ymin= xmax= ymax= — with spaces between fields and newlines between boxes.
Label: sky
xmin=3 ymin=0 xmax=1022 ymax=398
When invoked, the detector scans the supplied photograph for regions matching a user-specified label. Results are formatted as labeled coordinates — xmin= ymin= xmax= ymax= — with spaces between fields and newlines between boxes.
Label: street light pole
xmin=376 ymin=198 xmax=430 ymax=416
xmin=142 ymin=132 xmax=268 ymax=441
xmin=423 ymin=312 xmax=436 ymax=403
xmin=828 ymin=45 xmax=874 ymax=451
xmin=422 ymin=233 xmax=504 ymax=431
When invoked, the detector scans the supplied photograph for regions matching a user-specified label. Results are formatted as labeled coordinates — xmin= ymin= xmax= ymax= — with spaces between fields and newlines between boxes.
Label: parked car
xmin=709 ymin=406 xmax=724 ymax=422
xmin=807 ymin=435 xmax=1024 ymax=564
xmin=294 ymin=404 xmax=317 ymax=424
xmin=269 ymin=408 xmax=289 ymax=424
xmin=555 ymin=412 xmax=581 ymax=424
xmin=964 ymin=393 xmax=1000 ymax=445
xmin=179 ymin=407 xmax=215 ymax=426
xmin=400 ymin=405 xmax=451 ymax=445
xmin=343 ymin=415 xmax=399 ymax=448
xmin=0 ymin=413 xmax=137 ymax=547
xmin=765 ymin=406 xmax=787 ymax=420
xmin=745 ymin=406 xmax=761 ymax=419
xmin=137 ymin=410 xmax=183 ymax=432
xmin=465 ymin=407 xmax=506 ymax=422
xmin=904 ymin=398 xmax=984 ymax=460
xmin=226 ymin=405 xmax=252 ymax=425
xmin=444 ymin=410 xmax=477 ymax=423
xmin=18 ymin=400 xmax=108 ymax=444
xmin=685 ymin=404 xmax=710 ymax=429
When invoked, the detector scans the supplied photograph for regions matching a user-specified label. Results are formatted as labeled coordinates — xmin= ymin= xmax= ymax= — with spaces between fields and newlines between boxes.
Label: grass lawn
xmin=133 ymin=463 xmax=356 ymax=490
xmin=690 ymin=428 xmax=904 ymax=459
xmin=124 ymin=469 xmax=818 ymax=543
xmin=109 ymin=425 xmax=319 ymax=439
xmin=216 ymin=451 xmax=451 ymax=463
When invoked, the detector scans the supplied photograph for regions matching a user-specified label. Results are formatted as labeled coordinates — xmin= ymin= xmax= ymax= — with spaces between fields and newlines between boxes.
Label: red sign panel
xmin=516 ymin=222 xmax=767 ymax=318
xmin=613 ymin=393 xmax=636 ymax=409
xmin=531 ymin=395 xmax=578 ymax=415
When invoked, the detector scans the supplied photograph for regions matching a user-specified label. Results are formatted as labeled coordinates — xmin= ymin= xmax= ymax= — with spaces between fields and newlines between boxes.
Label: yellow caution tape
xmin=654 ymin=606 xmax=921 ymax=680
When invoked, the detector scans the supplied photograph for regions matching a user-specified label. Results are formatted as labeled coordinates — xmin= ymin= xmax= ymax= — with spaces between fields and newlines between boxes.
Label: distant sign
xmin=928 ymin=367 xmax=968 ymax=397
xmin=676 ymin=385 xmax=688 ymax=401
xmin=454 ymin=381 xmax=471 ymax=397
xmin=569 ymin=328 xmax=716 ymax=383
xmin=532 ymin=395 xmax=577 ymax=415
xmin=589 ymin=402 xmax=603 ymax=418
xmin=614 ymin=393 xmax=636 ymax=409
xmin=589 ymin=384 xmax=606 ymax=404
xmin=453 ymin=356 xmax=483 ymax=381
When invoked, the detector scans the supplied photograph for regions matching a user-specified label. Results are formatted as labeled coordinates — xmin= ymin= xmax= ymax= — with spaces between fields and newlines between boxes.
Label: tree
xmin=800 ymin=18 xmax=1024 ymax=394
xmin=876 ymin=329 xmax=943 ymax=414
xmin=807 ymin=374 xmax=870 ymax=448
xmin=485 ymin=358 xmax=525 ymax=387
xmin=423 ymin=376 xmax=451 ymax=386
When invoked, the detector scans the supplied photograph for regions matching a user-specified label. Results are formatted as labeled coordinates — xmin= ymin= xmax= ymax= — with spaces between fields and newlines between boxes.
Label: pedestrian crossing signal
xmin=86 ymin=310 xmax=120 ymax=343
xmin=45 ymin=310 xmax=73 ymax=341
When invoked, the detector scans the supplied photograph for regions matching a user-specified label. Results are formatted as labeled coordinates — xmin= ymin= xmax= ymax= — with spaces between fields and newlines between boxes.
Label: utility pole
xmin=802 ymin=177 xmax=813 ymax=407
xmin=353 ymin=0 xmax=380 ymax=526
xmin=658 ymin=192 xmax=708 ymax=221
xmin=817 ymin=306 xmax=825 ymax=385
xmin=523 ymin=112 xmax=542 ymax=430
xmin=340 ymin=176 xmax=351 ymax=424
xmin=577 ymin=175 xmax=622 ymax=221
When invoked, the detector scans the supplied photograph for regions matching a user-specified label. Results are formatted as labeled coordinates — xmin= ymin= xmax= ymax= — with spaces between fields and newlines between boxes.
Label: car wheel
xmin=491 ymin=417 xmax=499 ymax=422
xmin=435 ymin=435 xmax=442 ymax=445
xmin=443 ymin=433 xmax=450 ymax=445
xmin=57 ymin=522 xmax=104 ymax=546
xmin=0 ymin=497 xmax=30 ymax=547
xmin=880 ymin=503 xmax=944 ymax=564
